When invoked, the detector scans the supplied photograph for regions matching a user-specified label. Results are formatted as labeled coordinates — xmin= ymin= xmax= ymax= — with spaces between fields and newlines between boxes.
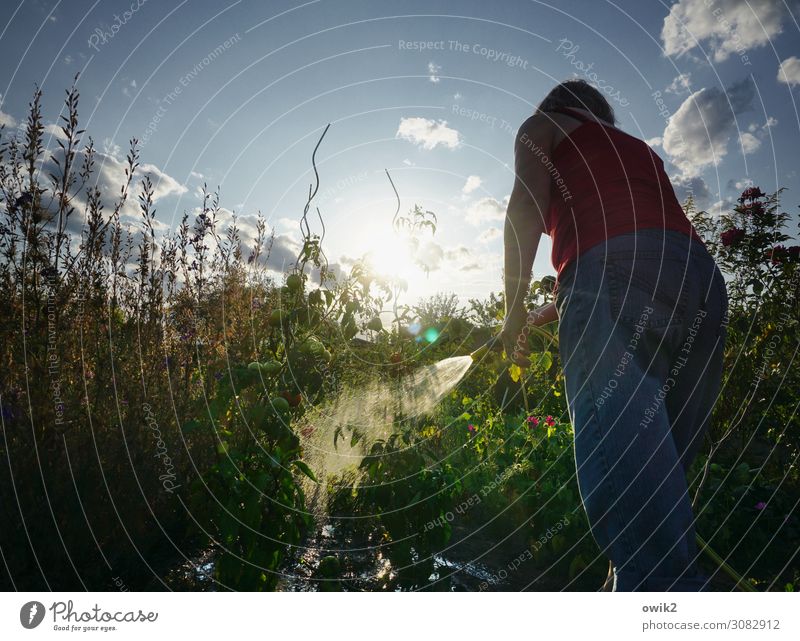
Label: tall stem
xmin=696 ymin=533 xmax=757 ymax=592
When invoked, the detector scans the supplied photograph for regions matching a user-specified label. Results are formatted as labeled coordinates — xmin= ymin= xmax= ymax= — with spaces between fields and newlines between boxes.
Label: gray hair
xmin=537 ymin=79 xmax=616 ymax=125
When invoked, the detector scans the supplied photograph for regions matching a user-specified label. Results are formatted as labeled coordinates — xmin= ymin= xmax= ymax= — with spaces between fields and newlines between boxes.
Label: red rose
xmin=738 ymin=186 xmax=765 ymax=203
xmin=765 ymin=245 xmax=788 ymax=264
xmin=721 ymin=228 xmax=745 ymax=247
xmin=739 ymin=201 xmax=765 ymax=216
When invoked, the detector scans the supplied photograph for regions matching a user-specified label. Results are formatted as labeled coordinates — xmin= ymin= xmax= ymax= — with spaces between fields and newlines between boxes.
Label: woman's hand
xmin=500 ymin=305 xmax=530 ymax=367
xmin=500 ymin=302 xmax=558 ymax=368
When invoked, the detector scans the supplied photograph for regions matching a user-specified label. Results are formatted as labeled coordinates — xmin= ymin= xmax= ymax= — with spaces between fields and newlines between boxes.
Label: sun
xmin=352 ymin=226 xmax=429 ymax=293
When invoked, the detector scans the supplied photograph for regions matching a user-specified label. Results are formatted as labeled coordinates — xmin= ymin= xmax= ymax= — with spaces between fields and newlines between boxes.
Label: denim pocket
xmin=606 ymin=255 xmax=690 ymax=330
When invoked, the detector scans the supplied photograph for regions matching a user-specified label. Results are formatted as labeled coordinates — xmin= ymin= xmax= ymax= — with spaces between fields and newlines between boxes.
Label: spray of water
xmin=297 ymin=355 xmax=473 ymax=504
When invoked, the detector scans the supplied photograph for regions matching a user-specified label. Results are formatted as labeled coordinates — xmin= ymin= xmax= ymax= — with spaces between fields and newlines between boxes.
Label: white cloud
xmin=138 ymin=161 xmax=188 ymax=200
xmin=645 ymin=136 xmax=663 ymax=148
xmin=26 ymin=146 xmax=191 ymax=250
xmin=396 ymin=117 xmax=461 ymax=150
xmin=465 ymin=196 xmax=508 ymax=226
xmin=708 ymin=197 xmax=737 ymax=217
xmin=661 ymin=79 xmax=754 ymax=177
xmin=0 ymin=93 xmax=16 ymax=128
xmin=427 ymin=61 xmax=441 ymax=84
xmin=666 ymin=72 xmax=692 ymax=94
xmin=738 ymin=132 xmax=760 ymax=154
xmin=741 ymin=117 xmax=776 ymax=151
xmin=661 ymin=0 xmax=786 ymax=62
xmin=478 ymin=227 xmax=501 ymax=243
xmin=122 ymin=79 xmax=137 ymax=98
xmin=444 ymin=246 xmax=470 ymax=261
xmin=747 ymin=116 xmax=778 ymax=134
xmin=102 ymin=137 xmax=122 ymax=158
xmin=460 ymin=262 xmax=483 ymax=272
xmin=670 ymin=174 xmax=711 ymax=208
xmin=777 ymin=56 xmax=800 ymax=86
xmin=187 ymin=207 xmax=302 ymax=275
xmin=41 ymin=123 xmax=68 ymax=142
xmin=275 ymin=217 xmax=301 ymax=241
xmin=415 ymin=239 xmax=445 ymax=271
xmin=462 ymin=175 xmax=482 ymax=194
xmin=260 ymin=233 xmax=302 ymax=273
xmin=727 ymin=177 xmax=753 ymax=191
xmin=79 ymin=150 xmax=186 ymax=212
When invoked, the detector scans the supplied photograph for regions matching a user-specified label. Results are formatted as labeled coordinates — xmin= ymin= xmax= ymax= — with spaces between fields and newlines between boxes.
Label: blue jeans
xmin=554 ymin=229 xmax=728 ymax=591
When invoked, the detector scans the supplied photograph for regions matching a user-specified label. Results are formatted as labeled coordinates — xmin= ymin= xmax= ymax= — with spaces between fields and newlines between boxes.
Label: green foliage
xmin=690 ymin=188 xmax=800 ymax=471
xmin=188 ymin=366 xmax=312 ymax=590
xmin=1 ymin=82 xmax=797 ymax=592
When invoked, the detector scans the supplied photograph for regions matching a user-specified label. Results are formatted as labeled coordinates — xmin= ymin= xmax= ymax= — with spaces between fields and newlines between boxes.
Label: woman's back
xmin=539 ymin=106 xmax=702 ymax=278
xmin=503 ymin=80 xmax=727 ymax=592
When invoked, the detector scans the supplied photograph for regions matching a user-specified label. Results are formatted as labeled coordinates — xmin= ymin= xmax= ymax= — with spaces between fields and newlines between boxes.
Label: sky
xmin=1 ymin=0 xmax=799 ymax=307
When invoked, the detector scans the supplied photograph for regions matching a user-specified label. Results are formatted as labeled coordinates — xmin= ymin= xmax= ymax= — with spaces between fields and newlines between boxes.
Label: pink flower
xmin=755 ymin=501 xmax=767 ymax=511
xmin=526 ymin=416 xmax=539 ymax=427
xmin=467 ymin=424 xmax=476 ymax=434
xmin=544 ymin=415 xmax=555 ymax=427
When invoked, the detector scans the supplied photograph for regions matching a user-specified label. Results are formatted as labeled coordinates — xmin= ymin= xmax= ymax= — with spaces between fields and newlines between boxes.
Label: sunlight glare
xmin=360 ymin=229 xmax=427 ymax=292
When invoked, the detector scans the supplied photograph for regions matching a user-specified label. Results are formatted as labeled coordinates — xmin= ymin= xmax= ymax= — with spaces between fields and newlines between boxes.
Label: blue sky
xmin=1 ymin=0 xmax=799 ymax=304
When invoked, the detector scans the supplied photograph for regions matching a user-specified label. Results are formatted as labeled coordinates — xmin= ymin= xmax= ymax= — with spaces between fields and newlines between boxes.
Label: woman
xmin=499 ymin=79 xmax=728 ymax=592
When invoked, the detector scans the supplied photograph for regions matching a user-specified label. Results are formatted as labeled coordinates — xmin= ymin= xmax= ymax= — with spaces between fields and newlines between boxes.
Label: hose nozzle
xmin=470 ymin=336 xmax=503 ymax=361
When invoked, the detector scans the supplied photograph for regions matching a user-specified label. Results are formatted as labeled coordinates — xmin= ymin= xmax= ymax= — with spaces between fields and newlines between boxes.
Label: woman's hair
xmin=536 ymin=79 xmax=616 ymax=125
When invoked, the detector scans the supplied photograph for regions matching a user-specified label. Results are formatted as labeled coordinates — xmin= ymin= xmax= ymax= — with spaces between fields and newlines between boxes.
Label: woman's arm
xmin=501 ymin=114 xmax=554 ymax=363
xmin=529 ymin=301 xmax=558 ymax=325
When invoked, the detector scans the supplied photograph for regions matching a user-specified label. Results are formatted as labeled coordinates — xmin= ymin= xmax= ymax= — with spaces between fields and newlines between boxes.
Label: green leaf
xmin=253 ymin=470 xmax=269 ymax=492
xmin=293 ymin=460 xmax=318 ymax=482
xmin=333 ymin=424 xmax=342 ymax=450
xmin=536 ymin=350 xmax=553 ymax=371
xmin=568 ymin=554 xmax=587 ymax=579
xmin=182 ymin=418 xmax=202 ymax=433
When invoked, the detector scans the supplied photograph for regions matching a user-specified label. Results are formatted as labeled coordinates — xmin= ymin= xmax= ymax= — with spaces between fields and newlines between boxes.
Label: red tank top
xmin=543 ymin=106 xmax=703 ymax=283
